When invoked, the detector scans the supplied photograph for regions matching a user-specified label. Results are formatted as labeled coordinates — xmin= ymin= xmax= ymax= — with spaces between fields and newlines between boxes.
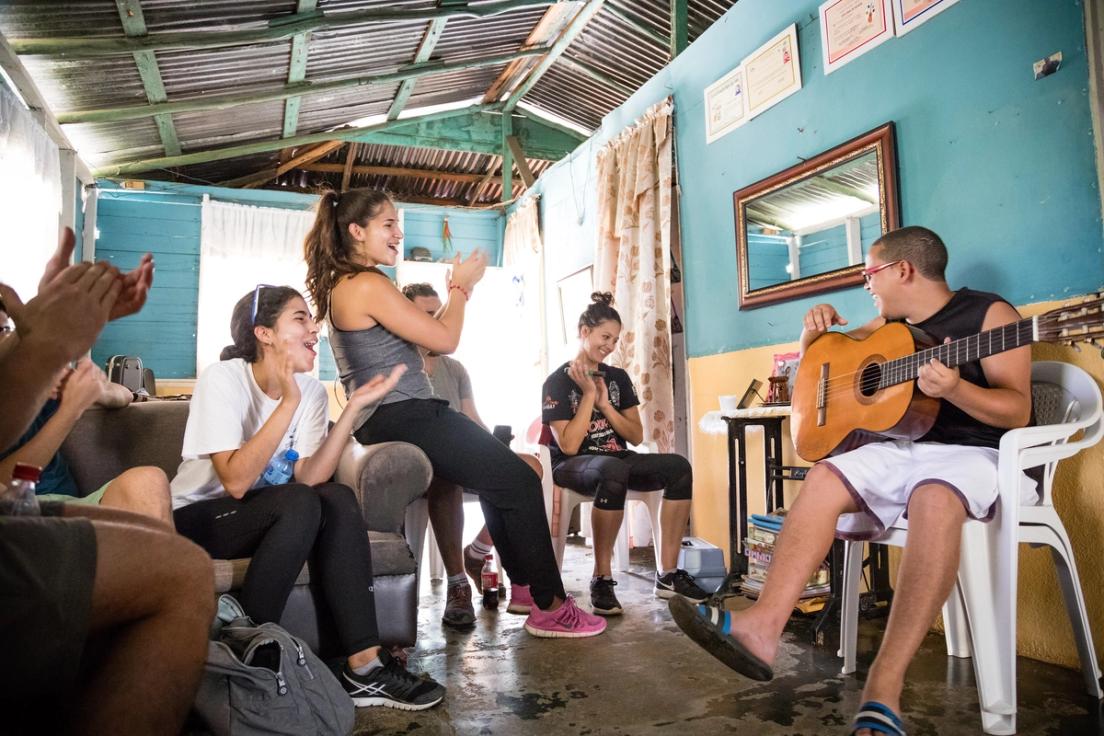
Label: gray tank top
xmin=329 ymin=320 xmax=433 ymax=406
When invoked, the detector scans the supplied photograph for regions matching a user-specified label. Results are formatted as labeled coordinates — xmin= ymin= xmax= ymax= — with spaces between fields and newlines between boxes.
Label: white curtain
xmin=503 ymin=196 xmax=547 ymax=381
xmin=0 ymin=83 xmax=62 ymax=301
xmin=196 ymin=198 xmax=315 ymax=375
xmin=595 ymin=98 xmax=676 ymax=452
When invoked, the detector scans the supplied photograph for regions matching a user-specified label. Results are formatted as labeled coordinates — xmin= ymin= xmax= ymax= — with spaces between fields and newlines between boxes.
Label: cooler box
xmin=677 ymin=536 xmax=727 ymax=593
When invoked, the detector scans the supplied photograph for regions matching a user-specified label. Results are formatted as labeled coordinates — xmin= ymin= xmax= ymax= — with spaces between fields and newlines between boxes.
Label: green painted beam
xmin=555 ymin=55 xmax=635 ymax=98
xmin=605 ymin=2 xmax=668 ymax=49
xmin=282 ymin=0 xmax=319 ymax=139
xmin=503 ymin=0 xmax=606 ymax=112
xmin=388 ymin=17 xmax=448 ymax=120
xmin=512 ymin=106 xmax=588 ymax=142
xmin=349 ymin=110 xmax=581 ymax=159
xmin=115 ymin=0 xmax=180 ymax=156
xmin=58 ymin=48 xmax=545 ymax=124
xmin=13 ymin=0 xmax=558 ymax=57
xmin=501 ymin=113 xmax=514 ymax=202
xmin=92 ymin=105 xmax=491 ymax=177
xmin=669 ymin=0 xmax=688 ymax=58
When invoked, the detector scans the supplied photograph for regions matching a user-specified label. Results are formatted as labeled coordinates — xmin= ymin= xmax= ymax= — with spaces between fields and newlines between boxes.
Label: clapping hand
xmin=567 ymin=360 xmax=597 ymax=397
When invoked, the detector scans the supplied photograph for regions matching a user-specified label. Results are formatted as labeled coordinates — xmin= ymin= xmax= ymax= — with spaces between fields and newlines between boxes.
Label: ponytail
xmin=578 ymin=291 xmax=621 ymax=333
xmin=303 ymin=187 xmax=391 ymax=322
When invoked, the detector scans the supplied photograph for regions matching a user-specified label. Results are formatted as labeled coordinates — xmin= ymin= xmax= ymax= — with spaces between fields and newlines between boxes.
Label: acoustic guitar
xmin=791 ymin=293 xmax=1104 ymax=462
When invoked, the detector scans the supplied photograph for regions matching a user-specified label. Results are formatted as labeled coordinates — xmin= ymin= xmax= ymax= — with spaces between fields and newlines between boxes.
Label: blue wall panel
xmin=91 ymin=182 xmax=504 ymax=379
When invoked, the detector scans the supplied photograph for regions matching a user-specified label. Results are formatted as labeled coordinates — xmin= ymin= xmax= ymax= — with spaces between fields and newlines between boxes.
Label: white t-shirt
xmin=171 ymin=359 xmax=329 ymax=510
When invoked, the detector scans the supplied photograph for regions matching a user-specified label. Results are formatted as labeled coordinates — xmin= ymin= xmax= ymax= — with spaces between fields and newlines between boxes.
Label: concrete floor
xmin=355 ymin=540 xmax=1104 ymax=736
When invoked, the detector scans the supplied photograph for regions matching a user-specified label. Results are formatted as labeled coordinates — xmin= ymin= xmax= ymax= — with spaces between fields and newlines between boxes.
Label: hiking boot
xmin=589 ymin=577 xmax=623 ymax=616
xmin=342 ymin=649 xmax=447 ymax=710
xmin=507 ymin=584 xmax=533 ymax=614
xmin=441 ymin=582 xmax=476 ymax=629
xmin=655 ymin=569 xmax=710 ymax=603
xmin=524 ymin=596 xmax=607 ymax=638
xmin=462 ymin=545 xmax=485 ymax=593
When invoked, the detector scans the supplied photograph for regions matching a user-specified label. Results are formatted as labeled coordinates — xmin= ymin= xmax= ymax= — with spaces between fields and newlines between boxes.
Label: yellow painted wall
xmin=687 ymin=298 xmax=1104 ymax=670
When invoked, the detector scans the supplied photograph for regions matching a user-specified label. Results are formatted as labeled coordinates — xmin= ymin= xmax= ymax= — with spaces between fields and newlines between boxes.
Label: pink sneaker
xmin=507 ymin=584 xmax=533 ymax=614
xmin=524 ymin=596 xmax=607 ymax=638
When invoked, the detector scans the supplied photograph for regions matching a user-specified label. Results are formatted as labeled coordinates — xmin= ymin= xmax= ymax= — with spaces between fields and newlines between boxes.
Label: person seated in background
xmin=0 ymin=352 xmax=173 ymax=525
xmin=171 ymin=285 xmax=445 ymax=710
xmin=0 ymin=227 xmax=215 ymax=736
xmin=542 ymin=292 xmax=709 ymax=616
xmin=403 ymin=282 xmax=544 ymax=613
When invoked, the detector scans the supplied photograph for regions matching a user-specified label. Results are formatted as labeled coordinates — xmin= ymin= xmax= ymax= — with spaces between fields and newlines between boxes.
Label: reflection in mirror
xmin=734 ymin=123 xmax=899 ymax=309
xmin=746 ymin=151 xmax=881 ymax=289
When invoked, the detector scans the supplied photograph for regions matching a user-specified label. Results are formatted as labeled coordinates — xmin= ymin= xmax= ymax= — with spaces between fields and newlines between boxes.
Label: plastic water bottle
xmin=262 ymin=449 xmax=299 ymax=487
xmin=481 ymin=556 xmax=499 ymax=609
xmin=0 ymin=463 xmax=42 ymax=516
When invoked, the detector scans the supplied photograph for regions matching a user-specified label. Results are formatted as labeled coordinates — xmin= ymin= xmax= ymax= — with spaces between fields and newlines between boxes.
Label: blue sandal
xmin=851 ymin=701 xmax=906 ymax=735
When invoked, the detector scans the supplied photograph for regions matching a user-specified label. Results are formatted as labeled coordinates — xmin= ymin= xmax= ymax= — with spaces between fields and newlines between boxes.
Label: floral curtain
xmin=594 ymin=98 xmax=675 ymax=452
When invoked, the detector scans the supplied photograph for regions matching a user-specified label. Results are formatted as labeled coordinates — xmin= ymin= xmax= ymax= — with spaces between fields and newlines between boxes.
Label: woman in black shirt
xmin=541 ymin=293 xmax=708 ymax=615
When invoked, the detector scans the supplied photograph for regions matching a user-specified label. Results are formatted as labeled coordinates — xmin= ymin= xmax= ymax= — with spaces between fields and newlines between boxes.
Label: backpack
xmin=105 ymin=355 xmax=144 ymax=393
xmin=194 ymin=595 xmax=354 ymax=736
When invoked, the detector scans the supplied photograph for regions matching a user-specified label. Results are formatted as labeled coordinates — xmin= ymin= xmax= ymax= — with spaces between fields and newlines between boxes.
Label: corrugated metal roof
xmin=0 ymin=0 xmax=737 ymax=204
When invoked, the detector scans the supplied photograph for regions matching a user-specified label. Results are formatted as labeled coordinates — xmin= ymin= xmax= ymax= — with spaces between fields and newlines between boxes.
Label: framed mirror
xmin=734 ymin=122 xmax=899 ymax=309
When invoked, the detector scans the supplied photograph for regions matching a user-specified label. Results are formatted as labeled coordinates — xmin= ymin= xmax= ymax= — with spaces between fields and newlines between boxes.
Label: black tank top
xmin=908 ymin=288 xmax=1012 ymax=448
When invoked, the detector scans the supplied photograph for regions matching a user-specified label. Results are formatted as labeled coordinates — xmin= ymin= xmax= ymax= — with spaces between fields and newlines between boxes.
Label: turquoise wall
xmin=92 ymin=180 xmax=503 ymax=379
xmin=528 ymin=0 xmax=1104 ymax=357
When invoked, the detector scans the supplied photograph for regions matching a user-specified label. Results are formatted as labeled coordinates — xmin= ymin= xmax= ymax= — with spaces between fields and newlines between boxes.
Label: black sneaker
xmin=589 ymin=576 xmax=623 ymax=616
xmin=342 ymin=649 xmax=446 ymax=710
xmin=655 ymin=569 xmax=709 ymax=603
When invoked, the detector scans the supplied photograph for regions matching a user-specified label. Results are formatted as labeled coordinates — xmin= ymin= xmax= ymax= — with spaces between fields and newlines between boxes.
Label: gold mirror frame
xmin=734 ymin=122 xmax=900 ymax=309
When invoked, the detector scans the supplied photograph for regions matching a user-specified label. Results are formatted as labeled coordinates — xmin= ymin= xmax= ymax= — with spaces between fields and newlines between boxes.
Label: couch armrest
xmin=336 ymin=439 xmax=433 ymax=534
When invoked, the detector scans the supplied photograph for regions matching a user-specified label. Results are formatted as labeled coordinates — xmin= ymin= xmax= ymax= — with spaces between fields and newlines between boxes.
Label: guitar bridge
xmin=816 ymin=363 xmax=829 ymax=427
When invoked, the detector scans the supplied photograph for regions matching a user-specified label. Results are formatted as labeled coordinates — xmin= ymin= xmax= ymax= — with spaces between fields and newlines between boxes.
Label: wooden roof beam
xmin=57 ymin=48 xmax=545 ymax=125
xmin=340 ymin=142 xmax=357 ymax=190
xmin=115 ymin=1 xmax=180 ymax=156
xmin=503 ymin=0 xmax=607 ymax=112
xmin=505 ymin=135 xmax=535 ymax=187
xmin=670 ymin=0 xmax=688 ymax=58
xmin=481 ymin=3 xmax=577 ymax=104
xmin=301 ymin=162 xmax=504 ymax=185
xmin=11 ymin=0 xmax=560 ymax=57
xmin=281 ymin=0 xmax=319 ymax=139
xmin=387 ymin=17 xmax=448 ymax=120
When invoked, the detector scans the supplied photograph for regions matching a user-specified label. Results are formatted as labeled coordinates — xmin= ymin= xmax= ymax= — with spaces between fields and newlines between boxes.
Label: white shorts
xmin=820 ymin=440 xmax=1039 ymax=541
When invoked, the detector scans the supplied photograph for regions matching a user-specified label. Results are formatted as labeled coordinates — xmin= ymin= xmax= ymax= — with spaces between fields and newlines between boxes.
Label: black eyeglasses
xmin=251 ymin=284 xmax=277 ymax=325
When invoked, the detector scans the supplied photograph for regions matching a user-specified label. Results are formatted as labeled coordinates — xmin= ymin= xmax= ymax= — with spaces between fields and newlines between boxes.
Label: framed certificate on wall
xmin=744 ymin=24 xmax=802 ymax=120
xmin=820 ymin=0 xmax=894 ymax=74
xmin=704 ymin=64 xmax=748 ymax=143
xmin=892 ymin=0 xmax=960 ymax=36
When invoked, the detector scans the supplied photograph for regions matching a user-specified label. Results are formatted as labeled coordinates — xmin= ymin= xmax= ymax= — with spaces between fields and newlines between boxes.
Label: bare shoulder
xmin=981 ymin=299 xmax=1022 ymax=329
xmin=331 ymin=270 xmax=397 ymax=328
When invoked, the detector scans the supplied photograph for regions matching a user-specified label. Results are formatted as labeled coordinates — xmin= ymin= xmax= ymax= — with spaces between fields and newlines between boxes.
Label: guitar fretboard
xmin=873 ymin=318 xmax=1036 ymax=390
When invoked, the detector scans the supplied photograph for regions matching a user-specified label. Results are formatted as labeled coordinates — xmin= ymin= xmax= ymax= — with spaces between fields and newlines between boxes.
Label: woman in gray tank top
xmin=303 ymin=188 xmax=606 ymax=640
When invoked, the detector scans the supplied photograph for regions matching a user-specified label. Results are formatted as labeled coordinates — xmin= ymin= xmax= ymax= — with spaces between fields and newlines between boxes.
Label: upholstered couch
xmin=60 ymin=400 xmax=433 ymax=657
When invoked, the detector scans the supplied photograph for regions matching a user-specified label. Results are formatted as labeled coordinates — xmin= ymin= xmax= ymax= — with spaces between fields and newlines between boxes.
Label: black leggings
xmin=174 ymin=482 xmax=379 ymax=655
xmin=552 ymin=451 xmax=693 ymax=511
xmin=355 ymin=399 xmax=566 ymax=609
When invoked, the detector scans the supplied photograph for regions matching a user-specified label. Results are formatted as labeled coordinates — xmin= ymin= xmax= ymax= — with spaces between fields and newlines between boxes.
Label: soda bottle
xmin=480 ymin=555 xmax=499 ymax=609
xmin=0 ymin=463 xmax=42 ymax=516
xmin=262 ymin=449 xmax=300 ymax=487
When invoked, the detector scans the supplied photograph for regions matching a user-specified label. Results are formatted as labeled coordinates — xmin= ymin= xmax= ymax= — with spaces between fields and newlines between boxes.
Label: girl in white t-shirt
xmin=171 ymin=285 xmax=444 ymax=711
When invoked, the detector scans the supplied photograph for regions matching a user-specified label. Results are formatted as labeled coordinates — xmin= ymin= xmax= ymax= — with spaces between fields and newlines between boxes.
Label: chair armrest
xmin=336 ymin=438 xmax=433 ymax=534
xmin=999 ymin=423 xmax=1089 ymax=472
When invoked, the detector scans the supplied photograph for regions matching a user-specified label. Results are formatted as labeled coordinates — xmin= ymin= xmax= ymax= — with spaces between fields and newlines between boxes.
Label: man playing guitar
xmin=670 ymin=226 xmax=1039 ymax=736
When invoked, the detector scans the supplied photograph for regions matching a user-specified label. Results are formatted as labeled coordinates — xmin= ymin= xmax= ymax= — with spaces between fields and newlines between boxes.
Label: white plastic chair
xmin=838 ymin=361 xmax=1104 ymax=735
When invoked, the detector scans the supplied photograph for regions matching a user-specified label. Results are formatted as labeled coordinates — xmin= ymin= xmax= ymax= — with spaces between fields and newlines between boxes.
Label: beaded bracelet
xmin=448 ymin=283 xmax=471 ymax=301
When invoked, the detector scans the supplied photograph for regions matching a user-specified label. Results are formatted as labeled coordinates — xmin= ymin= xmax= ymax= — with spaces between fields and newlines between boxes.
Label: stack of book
xmin=741 ymin=513 xmax=830 ymax=600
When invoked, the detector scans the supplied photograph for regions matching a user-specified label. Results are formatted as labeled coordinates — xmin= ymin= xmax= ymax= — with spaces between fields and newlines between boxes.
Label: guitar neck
xmin=878 ymin=317 xmax=1037 ymax=389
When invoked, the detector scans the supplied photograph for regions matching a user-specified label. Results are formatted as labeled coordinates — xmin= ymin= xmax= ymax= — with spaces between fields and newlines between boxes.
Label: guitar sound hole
xmin=859 ymin=363 xmax=882 ymax=397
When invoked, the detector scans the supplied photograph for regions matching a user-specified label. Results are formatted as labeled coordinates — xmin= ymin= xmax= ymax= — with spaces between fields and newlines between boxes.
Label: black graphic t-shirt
xmin=541 ymin=361 xmax=640 ymax=465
